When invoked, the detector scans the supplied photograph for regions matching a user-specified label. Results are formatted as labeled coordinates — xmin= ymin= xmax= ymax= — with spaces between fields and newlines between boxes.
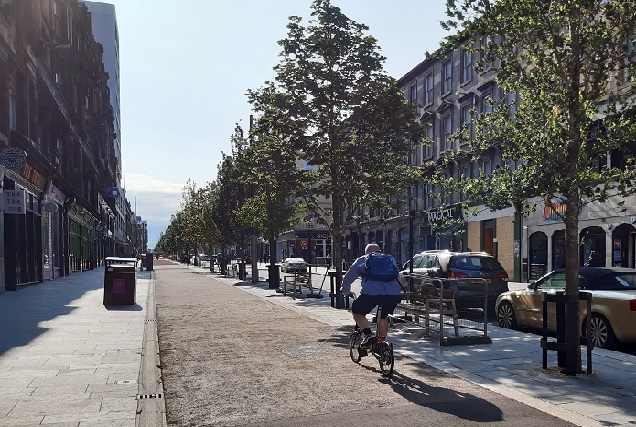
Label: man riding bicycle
xmin=340 ymin=244 xmax=402 ymax=348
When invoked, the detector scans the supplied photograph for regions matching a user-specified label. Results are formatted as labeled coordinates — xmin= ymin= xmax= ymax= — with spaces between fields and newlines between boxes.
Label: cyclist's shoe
xmin=360 ymin=332 xmax=376 ymax=348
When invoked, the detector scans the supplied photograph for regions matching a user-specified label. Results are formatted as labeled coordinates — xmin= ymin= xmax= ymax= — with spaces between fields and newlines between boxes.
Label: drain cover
xmin=116 ymin=380 xmax=137 ymax=384
xmin=137 ymin=393 xmax=163 ymax=400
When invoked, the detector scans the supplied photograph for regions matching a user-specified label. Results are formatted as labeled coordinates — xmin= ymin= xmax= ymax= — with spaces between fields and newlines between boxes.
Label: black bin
xmin=104 ymin=257 xmax=137 ymax=305
xmin=145 ymin=253 xmax=154 ymax=271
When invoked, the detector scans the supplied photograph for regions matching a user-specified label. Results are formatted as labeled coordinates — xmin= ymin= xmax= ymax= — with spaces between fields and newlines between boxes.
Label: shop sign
xmin=425 ymin=204 xmax=463 ymax=227
xmin=105 ymin=187 xmax=119 ymax=198
xmin=46 ymin=181 xmax=66 ymax=206
xmin=0 ymin=147 xmax=27 ymax=170
xmin=543 ymin=198 xmax=586 ymax=222
xmin=20 ymin=164 xmax=46 ymax=189
xmin=3 ymin=189 xmax=26 ymax=214
xmin=43 ymin=202 xmax=59 ymax=212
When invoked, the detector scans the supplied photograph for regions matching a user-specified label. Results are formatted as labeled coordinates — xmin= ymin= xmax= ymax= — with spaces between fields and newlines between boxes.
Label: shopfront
xmin=68 ymin=202 xmax=95 ymax=272
xmin=523 ymin=196 xmax=636 ymax=273
xmin=3 ymin=174 xmax=44 ymax=289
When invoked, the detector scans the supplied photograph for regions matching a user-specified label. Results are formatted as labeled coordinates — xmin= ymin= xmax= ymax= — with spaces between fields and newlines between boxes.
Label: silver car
xmin=281 ymin=257 xmax=307 ymax=273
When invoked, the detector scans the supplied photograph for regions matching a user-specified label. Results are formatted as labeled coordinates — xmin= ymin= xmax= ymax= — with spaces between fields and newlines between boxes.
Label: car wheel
xmin=585 ymin=314 xmax=618 ymax=350
xmin=497 ymin=302 xmax=517 ymax=329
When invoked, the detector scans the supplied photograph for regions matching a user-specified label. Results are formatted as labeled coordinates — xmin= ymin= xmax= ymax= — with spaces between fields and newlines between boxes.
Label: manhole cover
xmin=283 ymin=344 xmax=333 ymax=357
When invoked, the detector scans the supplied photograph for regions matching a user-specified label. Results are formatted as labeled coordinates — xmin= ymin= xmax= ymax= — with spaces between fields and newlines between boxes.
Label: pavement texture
xmin=0 ymin=260 xmax=635 ymax=426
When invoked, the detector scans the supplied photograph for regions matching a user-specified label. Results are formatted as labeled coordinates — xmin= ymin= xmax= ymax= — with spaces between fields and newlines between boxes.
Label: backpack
xmin=364 ymin=252 xmax=399 ymax=282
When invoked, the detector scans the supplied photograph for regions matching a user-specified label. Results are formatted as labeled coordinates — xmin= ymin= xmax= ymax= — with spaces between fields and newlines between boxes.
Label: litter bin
xmin=238 ymin=262 xmax=246 ymax=280
xmin=145 ymin=253 xmax=154 ymax=271
xmin=104 ymin=257 xmax=137 ymax=305
xmin=267 ymin=264 xmax=281 ymax=289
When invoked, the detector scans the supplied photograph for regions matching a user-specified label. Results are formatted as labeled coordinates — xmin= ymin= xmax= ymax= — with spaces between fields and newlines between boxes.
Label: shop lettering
xmin=543 ymin=199 xmax=585 ymax=222
xmin=427 ymin=207 xmax=455 ymax=223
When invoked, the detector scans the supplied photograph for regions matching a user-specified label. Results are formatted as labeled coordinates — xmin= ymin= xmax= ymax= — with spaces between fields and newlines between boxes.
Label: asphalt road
xmin=153 ymin=263 xmax=576 ymax=426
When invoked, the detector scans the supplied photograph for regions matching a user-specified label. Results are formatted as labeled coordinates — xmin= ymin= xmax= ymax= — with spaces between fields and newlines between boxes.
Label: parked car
xmin=281 ymin=257 xmax=307 ymax=273
xmin=495 ymin=267 xmax=636 ymax=349
xmin=399 ymin=250 xmax=509 ymax=308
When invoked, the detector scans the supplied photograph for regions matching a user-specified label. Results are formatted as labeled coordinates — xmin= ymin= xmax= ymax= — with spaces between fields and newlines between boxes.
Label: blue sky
xmin=108 ymin=1 xmax=450 ymax=248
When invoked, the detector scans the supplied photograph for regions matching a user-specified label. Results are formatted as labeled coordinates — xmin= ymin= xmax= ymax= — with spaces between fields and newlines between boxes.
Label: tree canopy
xmin=439 ymin=0 xmax=636 ymax=374
xmin=249 ymin=0 xmax=424 ymax=274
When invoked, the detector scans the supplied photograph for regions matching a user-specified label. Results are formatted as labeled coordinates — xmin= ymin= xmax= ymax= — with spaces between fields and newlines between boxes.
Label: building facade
xmin=0 ymin=0 xmax=145 ymax=294
xmin=360 ymin=34 xmax=636 ymax=281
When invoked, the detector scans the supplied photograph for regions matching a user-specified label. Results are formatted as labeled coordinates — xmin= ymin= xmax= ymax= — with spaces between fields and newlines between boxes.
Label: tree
xmin=214 ymin=126 xmax=251 ymax=256
xmin=236 ymin=97 xmax=308 ymax=266
xmin=439 ymin=0 xmax=636 ymax=374
xmin=257 ymin=0 xmax=424 ymax=279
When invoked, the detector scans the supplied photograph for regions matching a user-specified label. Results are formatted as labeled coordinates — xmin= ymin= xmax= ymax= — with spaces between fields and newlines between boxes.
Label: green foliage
xmin=437 ymin=0 xmax=636 ymax=296
xmin=250 ymin=0 xmax=424 ymax=270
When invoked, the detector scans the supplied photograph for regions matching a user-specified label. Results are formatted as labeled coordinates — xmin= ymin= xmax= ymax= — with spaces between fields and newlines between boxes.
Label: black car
xmin=400 ymin=250 xmax=510 ymax=308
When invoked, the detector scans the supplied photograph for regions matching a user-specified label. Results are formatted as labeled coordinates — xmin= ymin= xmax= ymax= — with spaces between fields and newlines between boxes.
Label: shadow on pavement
xmin=387 ymin=368 xmax=504 ymax=422
xmin=104 ymin=304 xmax=144 ymax=311
xmin=0 ymin=268 xmax=106 ymax=357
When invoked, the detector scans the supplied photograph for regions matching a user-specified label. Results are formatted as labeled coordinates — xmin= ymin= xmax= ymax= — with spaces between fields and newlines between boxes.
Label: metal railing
xmin=393 ymin=274 xmax=491 ymax=345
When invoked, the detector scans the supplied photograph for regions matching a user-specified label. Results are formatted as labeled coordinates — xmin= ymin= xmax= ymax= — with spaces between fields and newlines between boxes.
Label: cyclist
xmin=340 ymin=244 xmax=402 ymax=348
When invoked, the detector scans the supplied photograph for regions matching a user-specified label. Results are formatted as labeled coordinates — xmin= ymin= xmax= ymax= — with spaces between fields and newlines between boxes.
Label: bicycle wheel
xmin=377 ymin=342 xmax=394 ymax=377
xmin=349 ymin=331 xmax=362 ymax=363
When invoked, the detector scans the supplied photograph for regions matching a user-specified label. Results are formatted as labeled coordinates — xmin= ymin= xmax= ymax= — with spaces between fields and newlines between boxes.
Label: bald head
xmin=365 ymin=243 xmax=381 ymax=254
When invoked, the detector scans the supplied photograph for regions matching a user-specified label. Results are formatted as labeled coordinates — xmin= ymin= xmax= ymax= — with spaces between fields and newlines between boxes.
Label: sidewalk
xmin=0 ymin=262 xmax=635 ymax=426
xmin=0 ymin=266 xmax=159 ymax=426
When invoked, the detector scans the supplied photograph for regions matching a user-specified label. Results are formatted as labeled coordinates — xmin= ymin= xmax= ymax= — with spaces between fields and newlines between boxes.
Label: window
xmin=482 ymin=158 xmax=492 ymax=175
xmin=461 ymin=48 xmax=472 ymax=83
xmin=480 ymin=35 xmax=493 ymax=72
xmin=460 ymin=104 xmax=472 ymax=144
xmin=442 ymin=114 xmax=453 ymax=151
xmin=424 ymin=121 xmax=434 ymax=158
xmin=537 ymin=272 xmax=566 ymax=290
xmin=442 ymin=58 xmax=453 ymax=94
xmin=425 ymin=183 xmax=433 ymax=210
xmin=481 ymin=92 xmax=493 ymax=115
xmin=8 ymin=75 xmax=16 ymax=131
xmin=409 ymin=83 xmax=417 ymax=105
xmin=505 ymin=91 xmax=517 ymax=118
xmin=424 ymin=72 xmax=434 ymax=105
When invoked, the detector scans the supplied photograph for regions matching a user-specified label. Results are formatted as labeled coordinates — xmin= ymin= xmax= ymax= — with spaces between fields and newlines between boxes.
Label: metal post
xmin=251 ymin=232 xmax=258 ymax=283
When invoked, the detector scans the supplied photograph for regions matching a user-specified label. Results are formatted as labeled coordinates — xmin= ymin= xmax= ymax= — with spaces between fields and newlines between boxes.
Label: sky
xmin=109 ymin=0 xmax=451 ymax=249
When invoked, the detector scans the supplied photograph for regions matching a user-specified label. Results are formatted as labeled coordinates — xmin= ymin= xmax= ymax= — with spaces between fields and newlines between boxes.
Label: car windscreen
xmin=451 ymin=256 xmax=503 ymax=271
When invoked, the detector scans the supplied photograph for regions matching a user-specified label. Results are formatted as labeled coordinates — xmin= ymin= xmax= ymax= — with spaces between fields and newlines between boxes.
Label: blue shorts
xmin=351 ymin=294 xmax=402 ymax=319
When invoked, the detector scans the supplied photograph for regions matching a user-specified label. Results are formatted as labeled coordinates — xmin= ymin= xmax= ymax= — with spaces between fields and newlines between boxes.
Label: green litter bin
xmin=103 ymin=257 xmax=137 ymax=305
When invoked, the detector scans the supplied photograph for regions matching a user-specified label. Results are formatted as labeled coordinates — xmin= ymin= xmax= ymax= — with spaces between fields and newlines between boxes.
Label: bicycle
xmin=348 ymin=295 xmax=395 ymax=378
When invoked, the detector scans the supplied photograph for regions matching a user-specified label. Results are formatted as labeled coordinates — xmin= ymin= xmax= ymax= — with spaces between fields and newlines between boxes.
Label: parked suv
xmin=399 ymin=250 xmax=509 ymax=308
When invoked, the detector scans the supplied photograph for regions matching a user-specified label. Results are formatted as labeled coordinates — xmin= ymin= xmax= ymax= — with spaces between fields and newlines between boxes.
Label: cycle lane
xmin=154 ymin=264 xmax=575 ymax=427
